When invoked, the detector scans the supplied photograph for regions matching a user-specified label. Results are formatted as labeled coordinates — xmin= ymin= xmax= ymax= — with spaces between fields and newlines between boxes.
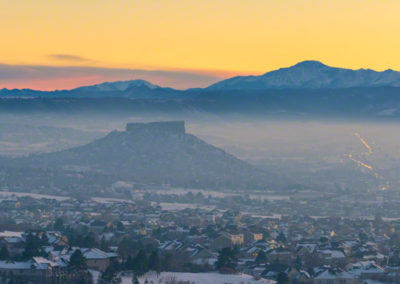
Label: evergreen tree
xmin=255 ymin=250 xmax=266 ymax=264
xmin=125 ymin=255 xmax=134 ymax=270
xmin=133 ymin=249 xmax=148 ymax=276
xmin=101 ymin=259 xmax=121 ymax=282
xmin=118 ymin=237 xmax=140 ymax=259
xmin=54 ymin=218 xmax=64 ymax=231
xmin=359 ymin=231 xmax=368 ymax=244
xmin=116 ymin=221 xmax=125 ymax=232
xmin=69 ymin=249 xmax=87 ymax=271
xmin=189 ymin=226 xmax=199 ymax=235
xmin=0 ymin=245 xmax=9 ymax=260
xmin=147 ymin=250 xmax=160 ymax=274
xmin=277 ymin=272 xmax=289 ymax=284
xmin=82 ymin=232 xmax=99 ymax=248
xmin=161 ymin=253 xmax=172 ymax=271
xmin=132 ymin=275 xmax=139 ymax=284
xmin=295 ymin=255 xmax=302 ymax=269
xmin=277 ymin=232 xmax=287 ymax=244
xmin=100 ymin=236 xmax=109 ymax=252
xmin=23 ymin=233 xmax=42 ymax=259
xmin=216 ymin=247 xmax=237 ymax=270
xmin=40 ymin=233 xmax=49 ymax=246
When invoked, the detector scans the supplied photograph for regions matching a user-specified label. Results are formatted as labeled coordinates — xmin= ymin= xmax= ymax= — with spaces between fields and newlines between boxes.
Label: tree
xmin=69 ymin=249 xmax=87 ymax=271
xmin=161 ymin=253 xmax=172 ymax=271
xmin=147 ymin=250 xmax=160 ymax=274
xmin=23 ymin=233 xmax=42 ymax=259
xmin=118 ymin=238 xmax=140 ymax=260
xmin=115 ymin=221 xmax=125 ymax=232
xmin=0 ymin=245 xmax=9 ymax=260
xmin=255 ymin=250 xmax=266 ymax=264
xmin=374 ymin=211 xmax=383 ymax=229
xmin=389 ymin=250 xmax=400 ymax=266
xmin=359 ymin=231 xmax=368 ymax=244
xmin=216 ymin=247 xmax=237 ymax=271
xmin=132 ymin=275 xmax=139 ymax=284
xmin=82 ymin=232 xmax=99 ymax=248
xmin=125 ymin=255 xmax=134 ymax=270
xmin=40 ymin=233 xmax=49 ymax=246
xmin=100 ymin=236 xmax=110 ymax=252
xmin=54 ymin=218 xmax=64 ymax=231
xmin=133 ymin=249 xmax=148 ymax=276
xmin=294 ymin=255 xmax=302 ymax=269
xmin=205 ymin=225 xmax=218 ymax=238
xmin=277 ymin=272 xmax=289 ymax=284
xmin=276 ymin=232 xmax=287 ymax=244
xmin=152 ymin=227 xmax=162 ymax=239
xmin=101 ymin=259 xmax=121 ymax=282
xmin=189 ymin=227 xmax=199 ymax=235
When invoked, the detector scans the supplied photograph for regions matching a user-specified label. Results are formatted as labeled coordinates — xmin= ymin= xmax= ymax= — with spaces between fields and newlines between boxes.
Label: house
xmin=314 ymin=268 xmax=359 ymax=284
xmin=89 ymin=220 xmax=107 ymax=232
xmin=81 ymin=248 xmax=117 ymax=272
xmin=50 ymin=247 xmax=117 ymax=272
xmin=190 ymin=248 xmax=216 ymax=266
xmin=0 ymin=257 xmax=61 ymax=284
xmin=296 ymin=244 xmax=317 ymax=256
xmin=243 ymin=231 xmax=263 ymax=244
xmin=0 ymin=232 xmax=25 ymax=257
xmin=267 ymin=248 xmax=292 ymax=265
xmin=262 ymin=263 xmax=292 ymax=281
xmin=317 ymin=249 xmax=346 ymax=265
xmin=346 ymin=261 xmax=386 ymax=281
xmin=211 ymin=233 xmax=244 ymax=250
xmin=231 ymin=233 xmax=244 ymax=245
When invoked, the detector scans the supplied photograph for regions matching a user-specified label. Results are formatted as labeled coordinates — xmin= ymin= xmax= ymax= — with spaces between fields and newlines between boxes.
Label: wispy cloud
xmin=0 ymin=64 xmax=226 ymax=90
xmin=47 ymin=54 xmax=93 ymax=62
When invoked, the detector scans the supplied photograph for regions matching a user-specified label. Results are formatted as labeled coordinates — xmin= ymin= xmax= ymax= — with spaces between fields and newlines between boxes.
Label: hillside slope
xmin=8 ymin=121 xmax=271 ymax=189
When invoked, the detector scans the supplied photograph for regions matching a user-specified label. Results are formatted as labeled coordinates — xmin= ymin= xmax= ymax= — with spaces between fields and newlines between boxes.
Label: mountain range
xmin=2 ymin=61 xmax=400 ymax=119
xmin=208 ymin=60 xmax=400 ymax=90
xmin=0 ymin=79 xmax=186 ymax=99
xmin=2 ymin=61 xmax=400 ymax=97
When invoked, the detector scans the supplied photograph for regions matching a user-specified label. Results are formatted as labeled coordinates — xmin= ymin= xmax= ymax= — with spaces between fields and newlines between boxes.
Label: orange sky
xmin=1 ymin=0 xmax=400 ymax=90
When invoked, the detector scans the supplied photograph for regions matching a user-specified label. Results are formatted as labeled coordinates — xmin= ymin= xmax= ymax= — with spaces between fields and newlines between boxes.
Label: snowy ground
xmin=89 ymin=269 xmax=100 ymax=283
xmin=122 ymin=271 xmax=276 ymax=284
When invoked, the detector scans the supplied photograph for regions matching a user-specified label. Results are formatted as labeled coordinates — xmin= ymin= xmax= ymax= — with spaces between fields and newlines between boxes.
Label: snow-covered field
xmin=122 ymin=272 xmax=275 ymax=284
xmin=158 ymin=202 xmax=216 ymax=211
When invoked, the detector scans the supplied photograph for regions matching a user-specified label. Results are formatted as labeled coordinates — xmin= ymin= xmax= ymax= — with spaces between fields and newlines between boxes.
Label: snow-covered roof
xmin=346 ymin=261 xmax=385 ymax=276
xmin=3 ymin=236 xmax=25 ymax=244
xmin=315 ymin=269 xmax=356 ymax=280
xmin=81 ymin=248 xmax=117 ymax=259
xmin=0 ymin=261 xmax=32 ymax=270
xmin=0 ymin=257 xmax=58 ymax=270
xmin=0 ymin=231 xmax=23 ymax=238
xmin=319 ymin=249 xmax=345 ymax=258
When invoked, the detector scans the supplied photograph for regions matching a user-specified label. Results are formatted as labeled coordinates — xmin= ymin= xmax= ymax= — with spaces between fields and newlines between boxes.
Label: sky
xmin=1 ymin=0 xmax=400 ymax=90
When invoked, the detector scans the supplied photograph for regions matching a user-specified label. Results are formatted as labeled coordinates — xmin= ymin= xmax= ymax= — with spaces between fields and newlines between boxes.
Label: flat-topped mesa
xmin=125 ymin=121 xmax=186 ymax=134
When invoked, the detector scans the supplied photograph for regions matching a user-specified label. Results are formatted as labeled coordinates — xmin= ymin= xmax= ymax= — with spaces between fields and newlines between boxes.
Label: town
xmin=0 ymin=188 xmax=399 ymax=283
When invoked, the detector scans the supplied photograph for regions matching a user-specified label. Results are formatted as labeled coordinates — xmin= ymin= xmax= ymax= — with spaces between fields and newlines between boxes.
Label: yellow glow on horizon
xmin=1 ymin=0 xmax=400 ymax=75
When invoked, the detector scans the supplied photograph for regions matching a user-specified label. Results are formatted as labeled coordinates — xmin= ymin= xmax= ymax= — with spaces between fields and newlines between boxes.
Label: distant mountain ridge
xmin=0 ymin=79 xmax=186 ymax=99
xmin=208 ymin=60 xmax=400 ymax=90
xmin=2 ymin=61 xmax=400 ymax=99
xmin=74 ymin=79 xmax=158 ymax=92
xmin=2 ymin=61 xmax=400 ymax=119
